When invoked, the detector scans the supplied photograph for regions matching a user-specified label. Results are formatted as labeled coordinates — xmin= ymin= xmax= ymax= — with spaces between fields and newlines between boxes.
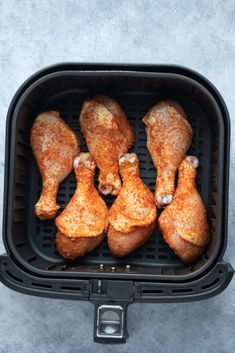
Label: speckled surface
xmin=0 ymin=0 xmax=235 ymax=352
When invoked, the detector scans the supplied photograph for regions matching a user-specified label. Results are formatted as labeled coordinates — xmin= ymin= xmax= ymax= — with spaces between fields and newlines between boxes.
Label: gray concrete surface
xmin=0 ymin=0 xmax=235 ymax=352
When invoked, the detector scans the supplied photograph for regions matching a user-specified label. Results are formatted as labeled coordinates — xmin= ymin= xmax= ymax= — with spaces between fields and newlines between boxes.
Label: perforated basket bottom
xmin=27 ymin=90 xmax=211 ymax=270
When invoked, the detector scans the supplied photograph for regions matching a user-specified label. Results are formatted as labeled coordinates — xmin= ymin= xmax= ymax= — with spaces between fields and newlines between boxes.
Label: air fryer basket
xmin=0 ymin=64 xmax=233 ymax=343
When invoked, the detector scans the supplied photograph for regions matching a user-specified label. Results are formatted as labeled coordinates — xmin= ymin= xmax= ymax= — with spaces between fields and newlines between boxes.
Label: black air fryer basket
xmin=0 ymin=63 xmax=233 ymax=343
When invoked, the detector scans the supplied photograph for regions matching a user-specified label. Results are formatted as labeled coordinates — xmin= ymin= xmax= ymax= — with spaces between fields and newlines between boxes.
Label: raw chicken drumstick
xmin=143 ymin=101 xmax=192 ymax=208
xmin=30 ymin=111 xmax=80 ymax=219
xmin=79 ymin=95 xmax=134 ymax=196
xmin=107 ymin=153 xmax=157 ymax=257
xmin=55 ymin=153 xmax=108 ymax=260
xmin=159 ymin=156 xmax=210 ymax=263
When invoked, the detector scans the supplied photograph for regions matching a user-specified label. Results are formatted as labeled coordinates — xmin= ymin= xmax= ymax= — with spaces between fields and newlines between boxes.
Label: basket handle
xmin=93 ymin=302 xmax=129 ymax=344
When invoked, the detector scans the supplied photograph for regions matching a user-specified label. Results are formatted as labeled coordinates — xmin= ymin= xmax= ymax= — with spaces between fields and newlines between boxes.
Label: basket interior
xmin=7 ymin=72 xmax=223 ymax=278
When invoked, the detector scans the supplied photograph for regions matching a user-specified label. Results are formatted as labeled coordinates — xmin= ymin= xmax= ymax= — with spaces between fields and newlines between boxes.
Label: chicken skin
xmin=55 ymin=153 xmax=108 ymax=260
xmin=143 ymin=101 xmax=192 ymax=208
xmin=56 ymin=231 xmax=105 ymax=260
xmin=30 ymin=111 xmax=80 ymax=219
xmin=159 ymin=156 xmax=210 ymax=263
xmin=79 ymin=95 xmax=134 ymax=196
xmin=107 ymin=153 xmax=157 ymax=257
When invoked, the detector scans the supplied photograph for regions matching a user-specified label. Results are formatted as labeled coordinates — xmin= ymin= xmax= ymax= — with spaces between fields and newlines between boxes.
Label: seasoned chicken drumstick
xmin=55 ymin=153 xmax=108 ymax=260
xmin=79 ymin=95 xmax=134 ymax=195
xmin=159 ymin=156 xmax=210 ymax=263
xmin=143 ymin=101 xmax=192 ymax=208
xmin=107 ymin=153 xmax=157 ymax=257
xmin=30 ymin=111 xmax=80 ymax=219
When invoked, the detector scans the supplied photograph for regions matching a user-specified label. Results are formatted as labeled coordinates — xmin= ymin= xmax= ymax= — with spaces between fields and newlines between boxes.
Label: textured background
xmin=0 ymin=1 xmax=235 ymax=352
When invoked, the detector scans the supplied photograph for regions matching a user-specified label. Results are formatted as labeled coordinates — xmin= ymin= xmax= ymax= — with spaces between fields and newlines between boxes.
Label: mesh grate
xmin=27 ymin=91 xmax=211 ymax=268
